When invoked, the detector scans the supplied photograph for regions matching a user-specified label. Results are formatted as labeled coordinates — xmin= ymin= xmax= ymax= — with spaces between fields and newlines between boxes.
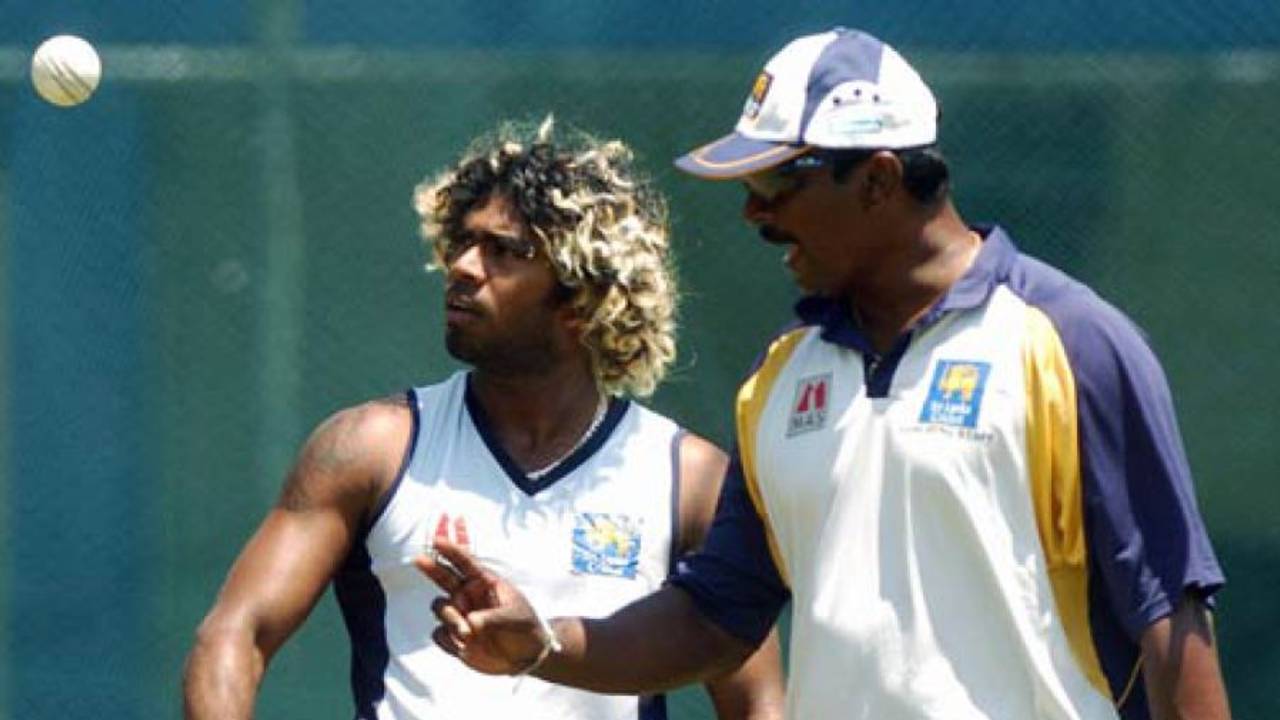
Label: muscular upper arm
xmin=195 ymin=396 xmax=413 ymax=659
xmin=676 ymin=432 xmax=730 ymax=554
xmin=676 ymin=432 xmax=786 ymax=720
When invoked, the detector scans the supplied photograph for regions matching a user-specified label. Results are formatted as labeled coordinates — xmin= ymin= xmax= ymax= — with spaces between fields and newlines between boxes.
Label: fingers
xmin=417 ymin=551 xmax=550 ymax=676
xmin=414 ymin=549 xmax=469 ymax=595
xmin=457 ymin=607 xmax=511 ymax=640
xmin=431 ymin=595 xmax=480 ymax=661
xmin=432 ymin=625 xmax=465 ymax=657
xmin=431 ymin=595 xmax=473 ymax=641
xmin=429 ymin=595 xmax=512 ymax=645
xmin=428 ymin=538 xmax=487 ymax=580
xmin=413 ymin=538 xmax=487 ymax=599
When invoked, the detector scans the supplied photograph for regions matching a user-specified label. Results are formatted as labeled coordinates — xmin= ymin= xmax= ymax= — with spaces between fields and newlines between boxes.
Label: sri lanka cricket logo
xmin=571 ymin=513 xmax=642 ymax=579
xmin=919 ymin=360 xmax=991 ymax=428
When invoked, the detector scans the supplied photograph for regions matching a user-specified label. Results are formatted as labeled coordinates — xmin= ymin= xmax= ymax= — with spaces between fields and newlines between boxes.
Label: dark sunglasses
xmin=742 ymin=152 xmax=829 ymax=202
xmin=442 ymin=230 xmax=540 ymax=265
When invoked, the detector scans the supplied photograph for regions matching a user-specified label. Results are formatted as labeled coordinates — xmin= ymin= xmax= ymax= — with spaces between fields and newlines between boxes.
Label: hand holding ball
xmin=31 ymin=35 xmax=102 ymax=107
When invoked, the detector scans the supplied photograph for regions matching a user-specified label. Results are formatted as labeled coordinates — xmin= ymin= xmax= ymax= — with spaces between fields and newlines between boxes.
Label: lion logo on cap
xmin=742 ymin=71 xmax=773 ymax=120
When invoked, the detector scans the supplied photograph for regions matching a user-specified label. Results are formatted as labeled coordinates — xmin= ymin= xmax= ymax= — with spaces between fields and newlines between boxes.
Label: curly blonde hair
xmin=412 ymin=117 xmax=678 ymax=398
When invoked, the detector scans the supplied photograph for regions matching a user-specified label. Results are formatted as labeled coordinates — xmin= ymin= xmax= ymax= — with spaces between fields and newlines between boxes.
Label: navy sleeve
xmin=668 ymin=451 xmax=791 ymax=648
xmin=1048 ymin=289 xmax=1225 ymax=640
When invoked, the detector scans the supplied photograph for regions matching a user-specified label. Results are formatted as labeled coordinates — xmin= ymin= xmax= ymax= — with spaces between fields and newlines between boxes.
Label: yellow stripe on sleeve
xmin=735 ymin=327 xmax=809 ymax=588
xmin=1023 ymin=307 xmax=1111 ymax=699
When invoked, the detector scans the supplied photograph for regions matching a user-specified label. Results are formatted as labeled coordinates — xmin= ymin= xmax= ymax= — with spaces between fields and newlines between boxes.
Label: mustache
xmin=759 ymin=226 xmax=796 ymax=245
xmin=444 ymin=285 xmax=479 ymax=312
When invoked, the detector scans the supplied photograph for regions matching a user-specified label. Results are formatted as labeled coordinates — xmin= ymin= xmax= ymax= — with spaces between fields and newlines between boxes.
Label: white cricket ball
xmin=31 ymin=35 xmax=102 ymax=108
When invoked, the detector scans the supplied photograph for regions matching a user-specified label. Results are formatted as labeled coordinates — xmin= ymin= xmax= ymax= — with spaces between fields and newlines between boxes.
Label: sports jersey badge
xmin=788 ymin=373 xmax=832 ymax=436
xmin=743 ymin=71 xmax=773 ymax=120
xmin=571 ymin=513 xmax=642 ymax=579
xmin=920 ymin=360 xmax=991 ymax=428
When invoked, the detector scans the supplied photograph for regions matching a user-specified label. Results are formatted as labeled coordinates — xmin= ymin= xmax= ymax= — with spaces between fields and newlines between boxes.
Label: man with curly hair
xmin=182 ymin=117 xmax=784 ymax=720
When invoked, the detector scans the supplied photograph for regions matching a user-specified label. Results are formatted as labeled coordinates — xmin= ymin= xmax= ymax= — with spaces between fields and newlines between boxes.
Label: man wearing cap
xmin=418 ymin=28 xmax=1231 ymax=720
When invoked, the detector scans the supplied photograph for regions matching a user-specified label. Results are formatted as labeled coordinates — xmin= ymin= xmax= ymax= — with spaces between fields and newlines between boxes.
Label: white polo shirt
xmin=672 ymin=226 xmax=1223 ymax=720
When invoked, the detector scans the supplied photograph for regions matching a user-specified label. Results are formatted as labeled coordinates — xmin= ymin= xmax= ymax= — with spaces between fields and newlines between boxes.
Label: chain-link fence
xmin=3 ymin=1 xmax=1278 ymax=718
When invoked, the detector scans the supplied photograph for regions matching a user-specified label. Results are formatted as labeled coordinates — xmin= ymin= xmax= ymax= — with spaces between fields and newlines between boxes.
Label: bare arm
xmin=1140 ymin=593 xmax=1232 ymax=720
xmin=549 ymin=583 xmax=757 ymax=693
xmin=182 ymin=398 xmax=410 ymax=719
xmin=412 ymin=433 xmax=785 ymax=704
xmin=678 ymin=433 xmax=785 ymax=720
xmin=416 ymin=539 xmax=754 ymax=692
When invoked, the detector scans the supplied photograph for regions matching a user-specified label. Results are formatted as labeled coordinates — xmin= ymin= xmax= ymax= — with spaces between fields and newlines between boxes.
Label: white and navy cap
xmin=675 ymin=27 xmax=938 ymax=179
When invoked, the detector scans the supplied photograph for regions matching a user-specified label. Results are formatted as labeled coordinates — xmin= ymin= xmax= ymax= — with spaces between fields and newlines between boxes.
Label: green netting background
xmin=2 ymin=1 xmax=1278 ymax=718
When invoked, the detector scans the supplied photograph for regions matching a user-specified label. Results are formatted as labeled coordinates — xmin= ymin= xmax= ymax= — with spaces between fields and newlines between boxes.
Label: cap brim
xmin=674 ymin=133 xmax=809 ymax=179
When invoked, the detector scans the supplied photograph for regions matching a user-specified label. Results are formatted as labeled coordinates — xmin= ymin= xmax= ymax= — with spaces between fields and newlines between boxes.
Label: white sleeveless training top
xmin=334 ymin=371 xmax=684 ymax=720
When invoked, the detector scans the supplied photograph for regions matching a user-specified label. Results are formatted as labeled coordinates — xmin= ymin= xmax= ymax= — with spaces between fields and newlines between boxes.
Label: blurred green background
xmin=2 ymin=1 xmax=1278 ymax=718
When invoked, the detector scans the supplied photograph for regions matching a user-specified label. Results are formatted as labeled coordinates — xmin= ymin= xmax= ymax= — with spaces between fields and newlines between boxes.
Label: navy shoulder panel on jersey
xmin=998 ymin=235 xmax=1224 ymax=639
